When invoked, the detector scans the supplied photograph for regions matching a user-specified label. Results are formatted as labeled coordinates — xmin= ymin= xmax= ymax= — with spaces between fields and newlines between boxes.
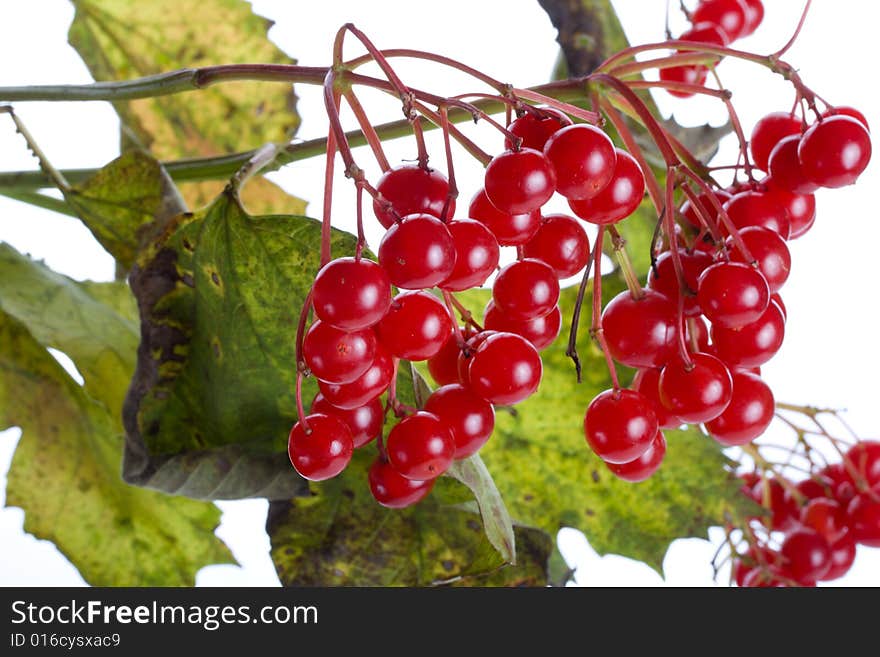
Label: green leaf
xmin=267 ymin=452 xmax=552 ymax=586
xmin=67 ymin=0 xmax=306 ymax=215
xmin=0 ymin=309 xmax=233 ymax=585
xmin=123 ymin=190 xmax=355 ymax=498
xmin=450 ymin=280 xmax=752 ymax=573
xmin=62 ymin=150 xmax=185 ymax=270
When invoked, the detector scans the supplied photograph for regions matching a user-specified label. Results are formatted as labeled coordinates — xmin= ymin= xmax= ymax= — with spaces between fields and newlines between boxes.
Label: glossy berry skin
xmin=378 ymin=213 xmax=456 ymax=289
xmin=484 ymin=300 xmax=561 ymax=351
xmin=780 ymin=528 xmax=832 ymax=584
xmin=697 ymin=261 xmax=770 ymax=329
xmin=767 ymin=135 xmax=819 ymax=195
xmin=820 ymin=534 xmax=857 ymax=581
xmin=568 ymin=149 xmax=645 ymax=224
xmin=646 ymin=249 xmax=713 ymax=316
xmin=658 ymin=352 xmax=733 ymax=423
xmin=505 ymin=107 xmax=573 ymax=151
xmin=822 ymin=106 xmax=870 ymax=131
xmin=680 ymin=189 xmax=732 ymax=228
xmin=602 ymin=289 xmax=678 ymax=368
xmin=440 ymin=219 xmax=500 ymax=291
xmin=427 ymin=330 xmax=464 ymax=386
xmin=765 ymin=188 xmax=816 ymax=239
xmin=311 ymin=393 xmax=384 ymax=449
xmin=373 ymin=164 xmax=453 ymax=228
xmin=375 ymin=291 xmax=453 ymax=361
xmin=632 ymin=368 xmax=681 ymax=430
xmin=543 ymin=124 xmax=616 ymax=200
xmin=692 ymin=0 xmax=749 ymax=42
xmin=456 ymin=331 xmax=497 ymax=385
xmin=748 ymin=477 xmax=798 ymax=532
xmin=847 ymin=493 xmax=880 ymax=547
xmin=522 ymin=214 xmax=591 ymax=278
xmin=606 ymin=430 xmax=667 ymax=482
xmin=723 ymin=190 xmax=791 ymax=239
xmin=492 ymin=258 xmax=560 ymax=321
xmin=465 ymin=332 xmax=542 ymax=405
xmin=711 ymin=300 xmax=785 ymax=368
xmin=424 ymin=384 xmax=495 ymax=459
xmin=386 ymin=411 xmax=456 ymax=481
xmin=468 ymin=188 xmax=542 ymax=246
xmin=288 ymin=413 xmax=354 ymax=481
xmin=368 ymin=458 xmax=435 ymax=509
xmin=739 ymin=0 xmax=764 ymax=36
xmin=749 ymin=112 xmax=802 ymax=172
xmin=318 ymin=347 xmax=394 ymax=410
xmin=584 ymin=389 xmax=659 ymax=464
xmin=303 ymin=320 xmax=376 ymax=384
xmin=484 ymin=148 xmax=556 ymax=214
xmin=798 ymin=116 xmax=872 ymax=188
xmin=801 ymin=498 xmax=849 ymax=545
xmin=843 ymin=440 xmax=880 ymax=488
xmin=705 ymin=371 xmax=774 ymax=446
xmin=311 ymin=257 xmax=391 ymax=331
xmin=727 ymin=226 xmax=791 ymax=294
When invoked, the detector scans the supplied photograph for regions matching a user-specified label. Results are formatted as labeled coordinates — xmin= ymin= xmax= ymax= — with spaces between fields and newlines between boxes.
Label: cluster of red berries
xmin=583 ymin=105 xmax=871 ymax=482
xmin=287 ymin=104 xmax=649 ymax=507
xmin=733 ymin=440 xmax=880 ymax=586
xmin=661 ymin=0 xmax=764 ymax=98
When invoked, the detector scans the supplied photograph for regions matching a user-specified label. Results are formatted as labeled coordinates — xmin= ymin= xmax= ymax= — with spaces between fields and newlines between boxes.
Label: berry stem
xmin=438 ymin=105 xmax=459 ymax=221
xmin=441 ymin=290 xmax=473 ymax=346
xmin=590 ymin=227 xmax=621 ymax=391
xmin=321 ymin=79 xmax=342 ymax=266
xmin=447 ymin=292 xmax=483 ymax=332
xmin=665 ymin=170 xmax=694 ymax=368
xmin=708 ymin=67 xmax=755 ymax=180
xmin=509 ymin=87 xmax=601 ymax=125
xmin=608 ymin=226 xmax=643 ymax=300
xmin=354 ymin=181 xmax=366 ymax=259
xmin=566 ymin=242 xmax=596 ymax=383
xmin=772 ymin=0 xmax=813 ymax=59
xmin=295 ymin=371 xmax=310 ymax=433
xmin=679 ymin=184 xmax=724 ymax=244
xmin=343 ymin=88 xmax=391 ymax=172
xmin=3 ymin=107 xmax=70 ymax=192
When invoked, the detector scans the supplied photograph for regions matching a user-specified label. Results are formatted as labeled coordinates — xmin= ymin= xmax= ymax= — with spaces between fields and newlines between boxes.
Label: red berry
xmin=303 ymin=320 xmax=376 ymax=384
xmin=632 ymin=368 xmax=682 ymax=430
xmin=465 ymin=332 xmax=543 ymax=405
xmin=846 ymin=492 xmax=880 ymax=547
xmin=468 ymin=188 xmax=542 ymax=246
xmin=440 ymin=219 xmax=500 ymax=291
xmin=798 ymin=116 xmax=872 ymax=187
xmin=692 ymin=0 xmax=749 ymax=42
xmin=680 ymin=189 xmax=732 ymax=228
xmin=723 ymin=190 xmax=791 ymax=239
xmin=318 ymin=347 xmax=394 ymax=410
xmin=780 ymin=528 xmax=832 ymax=584
xmin=819 ymin=533 xmax=857 ymax=581
xmin=749 ymin=477 xmax=799 ymax=532
xmin=568 ymin=149 xmax=645 ymax=224
xmin=373 ymin=164 xmax=453 ymax=228
xmin=727 ymin=226 xmax=791 ymax=294
xmin=646 ymin=249 xmax=713 ymax=316
xmin=602 ymin=289 xmax=678 ymax=368
xmin=739 ymin=0 xmax=764 ymax=36
xmin=697 ymin=261 xmax=770 ymax=329
xmin=427 ymin=330 xmax=465 ymax=386
xmin=822 ymin=106 xmax=870 ymax=132
xmin=385 ymin=411 xmax=455 ymax=480
xmin=424 ymin=384 xmax=495 ymax=459
xmin=484 ymin=148 xmax=556 ymax=214
xmin=505 ymin=107 xmax=573 ymax=151
xmin=456 ymin=330 xmax=497 ymax=385
xmin=311 ymin=393 xmax=384 ymax=449
xmin=658 ymin=352 xmax=733 ymax=423
xmin=843 ymin=440 xmax=880 ymax=489
xmin=378 ymin=213 xmax=456 ymax=289
xmin=492 ymin=258 xmax=560 ymax=321
xmin=750 ymin=112 xmax=802 ymax=172
xmin=375 ymin=291 xmax=453 ymax=361
xmin=680 ymin=21 xmax=730 ymax=45
xmin=368 ymin=458 xmax=435 ymax=508
xmin=659 ymin=63 xmax=708 ymax=99
xmin=484 ymin=300 xmax=561 ymax=351
xmin=766 ymin=188 xmax=816 ymax=240
xmin=801 ymin=497 xmax=849 ymax=544
xmin=705 ymin=371 xmax=774 ymax=446
xmin=711 ymin=300 xmax=785 ymax=368
xmin=767 ymin=135 xmax=819 ymax=195
xmin=287 ymin=413 xmax=353 ymax=481
xmin=543 ymin=124 xmax=616 ymax=200
xmin=522 ymin=213 xmax=591 ymax=278
xmin=311 ymin=257 xmax=391 ymax=331
xmin=584 ymin=389 xmax=659 ymax=464
xmin=606 ymin=430 xmax=667 ymax=482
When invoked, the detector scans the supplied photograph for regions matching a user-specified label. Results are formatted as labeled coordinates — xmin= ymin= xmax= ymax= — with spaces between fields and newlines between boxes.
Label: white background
xmin=0 ymin=0 xmax=878 ymax=586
